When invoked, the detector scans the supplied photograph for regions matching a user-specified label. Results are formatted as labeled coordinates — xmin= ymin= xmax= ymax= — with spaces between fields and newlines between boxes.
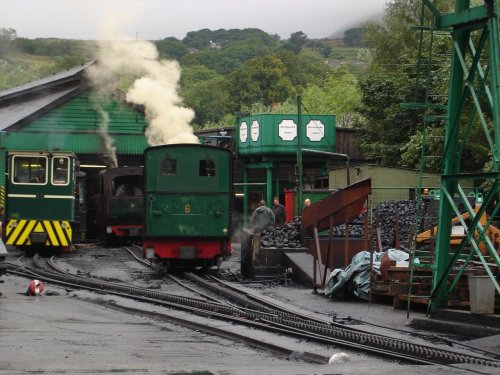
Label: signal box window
xmin=199 ymin=160 xmax=216 ymax=177
xmin=52 ymin=157 xmax=70 ymax=185
xmin=12 ymin=156 xmax=47 ymax=184
xmin=161 ymin=158 xmax=176 ymax=175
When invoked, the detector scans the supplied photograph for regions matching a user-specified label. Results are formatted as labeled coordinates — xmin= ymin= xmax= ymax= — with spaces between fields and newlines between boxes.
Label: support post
xmin=243 ymin=168 xmax=249 ymax=227
xmin=432 ymin=0 xmax=469 ymax=309
xmin=313 ymin=224 xmax=324 ymax=288
xmin=266 ymin=167 xmax=273 ymax=207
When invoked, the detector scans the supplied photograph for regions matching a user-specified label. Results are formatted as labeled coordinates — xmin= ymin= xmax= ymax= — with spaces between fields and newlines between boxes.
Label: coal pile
xmin=330 ymin=218 xmax=365 ymax=237
xmin=258 ymin=200 xmax=430 ymax=251
xmin=370 ymin=200 xmax=417 ymax=249
xmin=260 ymin=217 xmax=303 ymax=248
xmin=328 ymin=200 xmax=419 ymax=250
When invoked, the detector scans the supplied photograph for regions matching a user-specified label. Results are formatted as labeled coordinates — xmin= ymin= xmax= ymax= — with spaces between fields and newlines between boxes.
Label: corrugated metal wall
xmin=3 ymin=92 xmax=149 ymax=155
xmin=22 ymin=92 xmax=147 ymax=134
xmin=1 ymin=132 xmax=149 ymax=154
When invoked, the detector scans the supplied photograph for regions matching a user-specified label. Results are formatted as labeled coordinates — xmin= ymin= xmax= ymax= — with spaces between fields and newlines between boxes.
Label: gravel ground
xmin=0 ymin=244 xmax=498 ymax=375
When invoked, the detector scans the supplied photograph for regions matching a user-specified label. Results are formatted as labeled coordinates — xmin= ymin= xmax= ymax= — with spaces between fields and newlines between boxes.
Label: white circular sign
xmin=278 ymin=119 xmax=297 ymax=141
xmin=239 ymin=122 xmax=248 ymax=143
xmin=251 ymin=120 xmax=260 ymax=142
xmin=306 ymin=120 xmax=325 ymax=141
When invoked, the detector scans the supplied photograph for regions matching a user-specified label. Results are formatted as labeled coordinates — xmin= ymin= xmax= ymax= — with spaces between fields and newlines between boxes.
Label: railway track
xmin=6 ymin=252 xmax=500 ymax=372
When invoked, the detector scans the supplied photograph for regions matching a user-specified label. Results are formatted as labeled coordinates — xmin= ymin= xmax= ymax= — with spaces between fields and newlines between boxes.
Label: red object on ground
xmin=27 ymin=279 xmax=44 ymax=296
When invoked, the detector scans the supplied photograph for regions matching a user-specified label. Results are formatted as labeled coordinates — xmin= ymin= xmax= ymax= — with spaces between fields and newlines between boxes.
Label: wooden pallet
xmin=371 ymin=263 xmax=489 ymax=310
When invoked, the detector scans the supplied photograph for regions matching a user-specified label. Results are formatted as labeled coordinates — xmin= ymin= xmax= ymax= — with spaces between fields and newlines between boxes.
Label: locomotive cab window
xmin=113 ymin=175 xmax=142 ymax=196
xmin=161 ymin=158 xmax=176 ymax=175
xmin=199 ymin=160 xmax=216 ymax=177
xmin=52 ymin=157 xmax=70 ymax=185
xmin=12 ymin=156 xmax=47 ymax=185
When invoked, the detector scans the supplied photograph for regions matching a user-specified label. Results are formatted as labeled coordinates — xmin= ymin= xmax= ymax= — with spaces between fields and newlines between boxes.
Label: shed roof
xmin=0 ymin=61 xmax=95 ymax=132
xmin=0 ymin=61 xmax=93 ymax=100
xmin=0 ymin=61 xmax=150 ymax=159
xmin=0 ymin=87 xmax=78 ymax=131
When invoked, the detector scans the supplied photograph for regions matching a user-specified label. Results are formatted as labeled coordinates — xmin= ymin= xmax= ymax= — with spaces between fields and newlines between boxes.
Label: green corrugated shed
xmin=3 ymin=92 xmax=149 ymax=154
xmin=1 ymin=132 xmax=149 ymax=154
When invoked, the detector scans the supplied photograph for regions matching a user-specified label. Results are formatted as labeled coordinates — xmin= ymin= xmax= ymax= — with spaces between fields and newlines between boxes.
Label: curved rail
xmin=7 ymin=257 xmax=500 ymax=371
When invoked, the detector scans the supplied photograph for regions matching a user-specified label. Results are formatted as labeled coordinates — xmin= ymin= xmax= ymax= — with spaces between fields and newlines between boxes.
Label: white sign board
xmin=251 ymin=120 xmax=260 ymax=142
xmin=278 ymin=119 xmax=297 ymax=141
xmin=306 ymin=120 xmax=325 ymax=142
xmin=239 ymin=122 xmax=248 ymax=142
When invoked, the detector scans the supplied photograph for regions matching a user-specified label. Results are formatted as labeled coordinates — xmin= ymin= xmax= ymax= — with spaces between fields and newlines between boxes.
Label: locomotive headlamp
xmin=222 ymin=228 xmax=228 ymax=234
xmin=12 ymin=221 xmax=18 ymax=228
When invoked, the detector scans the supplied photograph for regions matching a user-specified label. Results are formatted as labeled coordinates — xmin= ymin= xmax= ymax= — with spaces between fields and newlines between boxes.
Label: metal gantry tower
xmin=421 ymin=0 xmax=500 ymax=311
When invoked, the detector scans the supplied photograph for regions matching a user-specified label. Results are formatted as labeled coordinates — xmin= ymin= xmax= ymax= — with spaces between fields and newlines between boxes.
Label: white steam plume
xmin=85 ymin=84 xmax=119 ymax=168
xmin=96 ymin=109 xmax=118 ymax=168
xmin=86 ymin=21 xmax=198 ymax=147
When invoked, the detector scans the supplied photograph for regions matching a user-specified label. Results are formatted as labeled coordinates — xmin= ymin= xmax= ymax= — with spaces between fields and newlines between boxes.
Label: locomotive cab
xmin=93 ymin=166 xmax=144 ymax=245
xmin=143 ymin=144 xmax=233 ymax=270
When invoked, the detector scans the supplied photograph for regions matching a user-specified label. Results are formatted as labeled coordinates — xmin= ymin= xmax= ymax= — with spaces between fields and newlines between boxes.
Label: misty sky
xmin=2 ymin=0 xmax=388 ymax=40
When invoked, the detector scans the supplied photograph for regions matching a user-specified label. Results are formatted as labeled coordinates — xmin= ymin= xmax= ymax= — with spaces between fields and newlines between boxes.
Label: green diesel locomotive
xmin=4 ymin=151 xmax=84 ymax=251
xmin=143 ymin=144 xmax=233 ymax=269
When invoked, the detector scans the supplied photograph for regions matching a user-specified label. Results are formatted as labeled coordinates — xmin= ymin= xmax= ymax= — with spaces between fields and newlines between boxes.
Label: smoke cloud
xmin=86 ymin=82 xmax=119 ymax=168
xmin=85 ymin=1 xmax=198 ymax=155
xmin=96 ymin=108 xmax=118 ymax=168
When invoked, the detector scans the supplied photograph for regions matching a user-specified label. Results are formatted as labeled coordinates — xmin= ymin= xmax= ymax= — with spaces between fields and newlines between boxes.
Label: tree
xmin=343 ymin=27 xmax=368 ymax=47
xmin=301 ymin=66 xmax=361 ymax=126
xmin=305 ymin=40 xmax=332 ymax=58
xmin=181 ymin=38 xmax=278 ymax=75
xmin=284 ymin=31 xmax=308 ymax=54
xmin=180 ymin=65 xmax=220 ymax=87
xmin=182 ymin=29 xmax=213 ymax=49
xmin=0 ymin=27 xmax=17 ymax=58
xmin=155 ymin=37 xmax=188 ymax=60
xmin=226 ymin=55 xmax=293 ymax=108
xmin=182 ymin=28 xmax=279 ymax=50
xmin=355 ymin=0 xmax=456 ymax=167
xmin=356 ymin=74 xmax=420 ymax=165
xmin=182 ymin=76 xmax=234 ymax=126
xmin=274 ymin=49 xmax=330 ymax=91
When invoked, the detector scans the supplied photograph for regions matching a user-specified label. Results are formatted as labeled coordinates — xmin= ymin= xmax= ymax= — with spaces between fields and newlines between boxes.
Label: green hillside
xmin=0 ymin=30 xmax=367 ymax=91
xmin=0 ymin=27 xmax=367 ymax=130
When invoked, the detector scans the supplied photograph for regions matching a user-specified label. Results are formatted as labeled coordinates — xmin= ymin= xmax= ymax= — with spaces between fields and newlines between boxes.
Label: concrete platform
xmin=411 ymin=308 xmax=500 ymax=339
xmin=284 ymin=251 xmax=316 ymax=286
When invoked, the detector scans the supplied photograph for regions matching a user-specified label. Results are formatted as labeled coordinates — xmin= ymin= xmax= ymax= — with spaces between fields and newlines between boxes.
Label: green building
xmin=329 ymin=164 xmax=476 ymax=206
